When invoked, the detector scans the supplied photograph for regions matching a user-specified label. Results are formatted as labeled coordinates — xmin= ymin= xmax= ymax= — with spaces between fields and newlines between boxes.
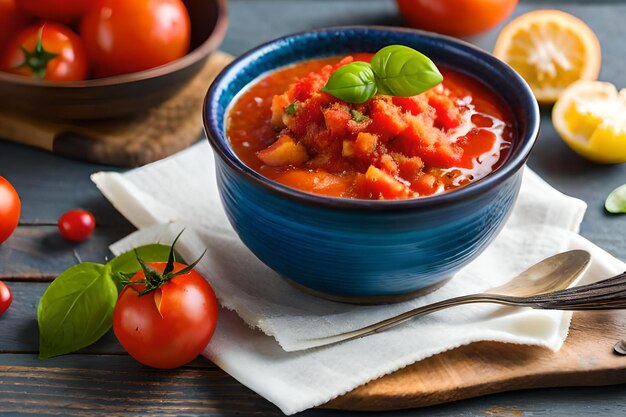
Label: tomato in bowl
xmin=204 ymin=26 xmax=539 ymax=303
xmin=0 ymin=0 xmax=227 ymax=120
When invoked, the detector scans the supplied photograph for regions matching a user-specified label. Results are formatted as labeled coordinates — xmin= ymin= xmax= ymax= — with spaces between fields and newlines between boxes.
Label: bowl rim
xmin=204 ymin=25 xmax=539 ymax=212
xmin=0 ymin=0 xmax=228 ymax=88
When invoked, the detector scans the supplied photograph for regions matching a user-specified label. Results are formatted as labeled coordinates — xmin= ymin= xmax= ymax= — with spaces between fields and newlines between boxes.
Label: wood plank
xmin=0 ymin=353 xmax=626 ymax=417
xmin=0 ymin=225 xmax=135 ymax=281
xmin=0 ymin=141 xmax=133 ymax=226
xmin=0 ymin=354 xmax=282 ymax=416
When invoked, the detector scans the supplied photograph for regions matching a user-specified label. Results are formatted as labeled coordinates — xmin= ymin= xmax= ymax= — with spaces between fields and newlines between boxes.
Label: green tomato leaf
xmin=371 ymin=45 xmax=443 ymax=97
xmin=321 ymin=62 xmax=377 ymax=104
xmin=605 ymin=184 xmax=626 ymax=214
xmin=107 ymin=244 xmax=181 ymax=292
xmin=38 ymin=263 xmax=117 ymax=359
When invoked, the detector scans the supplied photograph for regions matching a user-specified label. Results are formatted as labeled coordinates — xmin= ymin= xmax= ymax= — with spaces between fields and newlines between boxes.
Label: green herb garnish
xmin=371 ymin=45 xmax=443 ymax=97
xmin=285 ymin=101 xmax=297 ymax=115
xmin=605 ymin=184 xmax=626 ymax=214
xmin=321 ymin=61 xmax=377 ymax=104
xmin=350 ymin=109 xmax=367 ymax=123
xmin=38 ymin=263 xmax=117 ymax=360
xmin=321 ymin=45 xmax=443 ymax=104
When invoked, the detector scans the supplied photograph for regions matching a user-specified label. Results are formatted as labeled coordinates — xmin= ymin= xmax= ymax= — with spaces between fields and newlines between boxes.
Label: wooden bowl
xmin=0 ymin=0 xmax=228 ymax=121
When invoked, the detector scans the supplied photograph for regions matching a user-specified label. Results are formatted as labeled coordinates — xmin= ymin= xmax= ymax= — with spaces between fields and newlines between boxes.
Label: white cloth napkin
xmin=93 ymin=141 xmax=625 ymax=415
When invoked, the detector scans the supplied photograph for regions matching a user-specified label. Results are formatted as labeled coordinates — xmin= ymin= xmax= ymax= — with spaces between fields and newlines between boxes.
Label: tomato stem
xmin=123 ymin=231 xmax=206 ymax=297
xmin=13 ymin=25 xmax=58 ymax=79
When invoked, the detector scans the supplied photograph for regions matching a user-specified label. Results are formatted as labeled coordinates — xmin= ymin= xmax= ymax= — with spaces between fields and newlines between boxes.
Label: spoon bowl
xmin=488 ymin=249 xmax=592 ymax=297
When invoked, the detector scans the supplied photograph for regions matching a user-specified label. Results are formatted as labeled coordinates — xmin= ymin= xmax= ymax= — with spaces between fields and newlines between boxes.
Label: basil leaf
xmin=107 ymin=244 xmax=179 ymax=292
xmin=38 ymin=263 xmax=117 ymax=359
xmin=605 ymin=184 xmax=626 ymax=214
xmin=371 ymin=45 xmax=443 ymax=97
xmin=321 ymin=62 xmax=377 ymax=104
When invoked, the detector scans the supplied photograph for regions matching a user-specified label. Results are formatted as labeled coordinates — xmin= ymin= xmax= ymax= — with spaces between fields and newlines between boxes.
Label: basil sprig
xmin=605 ymin=184 xmax=626 ymax=214
xmin=37 ymin=243 xmax=178 ymax=359
xmin=321 ymin=45 xmax=443 ymax=103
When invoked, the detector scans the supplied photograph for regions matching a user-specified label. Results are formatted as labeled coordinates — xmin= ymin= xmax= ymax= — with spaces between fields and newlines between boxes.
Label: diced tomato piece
xmin=288 ymin=93 xmax=332 ymax=137
xmin=392 ymin=96 xmax=431 ymax=116
xmin=292 ymin=73 xmax=324 ymax=102
xmin=391 ymin=153 xmax=424 ymax=183
xmin=379 ymin=154 xmax=399 ymax=176
xmin=391 ymin=117 xmax=463 ymax=168
xmin=411 ymin=173 xmax=441 ymax=196
xmin=342 ymin=140 xmax=355 ymax=158
xmin=277 ymin=169 xmax=355 ymax=198
xmin=427 ymin=92 xmax=463 ymax=130
xmin=354 ymin=132 xmax=378 ymax=160
xmin=420 ymin=144 xmax=463 ymax=168
xmin=323 ymin=103 xmax=351 ymax=138
xmin=257 ymin=134 xmax=309 ymax=166
xmin=361 ymin=165 xmax=412 ymax=200
xmin=271 ymin=94 xmax=292 ymax=128
xmin=393 ymin=115 xmax=439 ymax=150
xmin=367 ymin=98 xmax=408 ymax=142
xmin=301 ymin=125 xmax=336 ymax=153
xmin=347 ymin=119 xmax=371 ymax=136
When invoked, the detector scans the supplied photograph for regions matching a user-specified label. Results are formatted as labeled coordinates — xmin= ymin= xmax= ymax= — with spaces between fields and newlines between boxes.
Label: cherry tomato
xmin=15 ymin=0 xmax=91 ymax=23
xmin=81 ymin=0 xmax=191 ymax=78
xmin=0 ymin=176 xmax=20 ymax=245
xmin=0 ymin=0 xmax=30 ymax=54
xmin=114 ymin=262 xmax=219 ymax=369
xmin=0 ymin=22 xmax=89 ymax=81
xmin=0 ymin=281 xmax=11 ymax=316
xmin=396 ymin=0 xmax=518 ymax=37
xmin=58 ymin=209 xmax=96 ymax=241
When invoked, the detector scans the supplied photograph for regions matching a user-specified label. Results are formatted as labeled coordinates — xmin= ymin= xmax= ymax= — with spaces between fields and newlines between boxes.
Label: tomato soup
xmin=226 ymin=55 xmax=515 ymax=200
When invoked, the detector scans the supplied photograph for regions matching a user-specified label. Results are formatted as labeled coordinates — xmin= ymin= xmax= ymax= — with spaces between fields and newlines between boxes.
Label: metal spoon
xmin=307 ymin=250 xmax=592 ymax=348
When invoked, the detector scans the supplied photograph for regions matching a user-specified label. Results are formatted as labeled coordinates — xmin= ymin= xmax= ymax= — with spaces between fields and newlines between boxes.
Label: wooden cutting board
xmin=0 ymin=51 xmax=233 ymax=167
xmin=326 ymin=310 xmax=626 ymax=411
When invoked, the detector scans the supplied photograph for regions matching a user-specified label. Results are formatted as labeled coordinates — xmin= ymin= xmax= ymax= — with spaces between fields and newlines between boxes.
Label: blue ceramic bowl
xmin=204 ymin=26 xmax=539 ymax=303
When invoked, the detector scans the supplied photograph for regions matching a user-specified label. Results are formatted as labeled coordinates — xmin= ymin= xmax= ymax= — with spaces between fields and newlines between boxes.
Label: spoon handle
xmin=304 ymin=293 xmax=521 ymax=347
xmin=526 ymin=271 xmax=626 ymax=310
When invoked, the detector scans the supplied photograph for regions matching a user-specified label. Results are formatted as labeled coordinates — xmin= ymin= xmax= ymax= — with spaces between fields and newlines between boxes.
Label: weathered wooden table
xmin=1 ymin=1 xmax=625 ymax=416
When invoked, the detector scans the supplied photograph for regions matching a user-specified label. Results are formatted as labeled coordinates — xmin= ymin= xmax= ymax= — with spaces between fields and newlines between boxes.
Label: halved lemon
xmin=552 ymin=80 xmax=626 ymax=164
xmin=493 ymin=9 xmax=601 ymax=104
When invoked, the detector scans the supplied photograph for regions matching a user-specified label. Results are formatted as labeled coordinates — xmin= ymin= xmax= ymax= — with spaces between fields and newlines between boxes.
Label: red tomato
xmin=0 ymin=176 xmax=20 ymax=245
xmin=0 ymin=0 xmax=30 ymax=54
xmin=58 ymin=209 xmax=96 ymax=241
xmin=0 ymin=281 xmax=11 ymax=316
xmin=81 ymin=0 xmax=191 ymax=78
xmin=396 ymin=0 xmax=518 ymax=37
xmin=0 ymin=23 xmax=89 ymax=81
xmin=113 ymin=262 xmax=219 ymax=369
xmin=15 ymin=0 xmax=91 ymax=23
